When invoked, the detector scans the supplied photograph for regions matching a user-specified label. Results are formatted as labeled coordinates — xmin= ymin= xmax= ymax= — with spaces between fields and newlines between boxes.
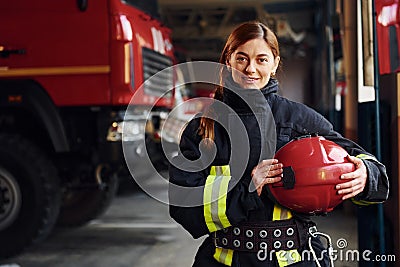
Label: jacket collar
xmin=222 ymin=75 xmax=278 ymax=113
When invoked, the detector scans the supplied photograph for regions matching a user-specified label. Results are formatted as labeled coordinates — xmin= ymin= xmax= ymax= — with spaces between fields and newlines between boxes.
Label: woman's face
xmin=227 ymin=38 xmax=280 ymax=89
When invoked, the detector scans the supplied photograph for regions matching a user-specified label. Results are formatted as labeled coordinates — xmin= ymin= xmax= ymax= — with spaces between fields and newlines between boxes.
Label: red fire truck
xmin=375 ymin=0 xmax=400 ymax=74
xmin=0 ymin=0 xmax=174 ymax=257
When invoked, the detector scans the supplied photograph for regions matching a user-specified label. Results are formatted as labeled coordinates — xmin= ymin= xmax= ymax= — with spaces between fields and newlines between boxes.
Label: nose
xmin=245 ymin=60 xmax=256 ymax=73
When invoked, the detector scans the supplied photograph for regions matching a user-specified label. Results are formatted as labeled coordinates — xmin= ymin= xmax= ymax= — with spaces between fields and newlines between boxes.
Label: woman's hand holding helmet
xmin=336 ymin=155 xmax=368 ymax=200
xmin=251 ymin=159 xmax=283 ymax=196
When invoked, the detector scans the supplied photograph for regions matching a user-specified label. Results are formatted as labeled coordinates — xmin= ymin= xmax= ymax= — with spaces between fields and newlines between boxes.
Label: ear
xmin=225 ymin=60 xmax=232 ymax=72
xmin=272 ymin=56 xmax=280 ymax=74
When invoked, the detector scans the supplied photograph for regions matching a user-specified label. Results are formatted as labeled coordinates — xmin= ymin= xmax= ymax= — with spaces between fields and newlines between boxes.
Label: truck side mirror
xmin=77 ymin=0 xmax=88 ymax=11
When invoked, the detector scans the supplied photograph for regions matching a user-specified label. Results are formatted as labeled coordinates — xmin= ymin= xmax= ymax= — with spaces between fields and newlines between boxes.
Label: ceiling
xmin=158 ymin=0 xmax=321 ymax=61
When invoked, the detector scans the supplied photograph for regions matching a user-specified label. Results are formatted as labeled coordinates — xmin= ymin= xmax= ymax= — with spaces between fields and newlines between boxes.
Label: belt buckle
xmin=213 ymin=232 xmax=222 ymax=248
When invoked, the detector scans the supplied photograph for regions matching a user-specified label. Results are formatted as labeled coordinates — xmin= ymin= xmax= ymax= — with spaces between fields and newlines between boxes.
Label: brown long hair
xmin=198 ymin=21 xmax=280 ymax=141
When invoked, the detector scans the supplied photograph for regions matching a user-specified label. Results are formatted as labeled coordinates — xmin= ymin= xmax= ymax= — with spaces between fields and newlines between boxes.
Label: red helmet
xmin=267 ymin=135 xmax=355 ymax=214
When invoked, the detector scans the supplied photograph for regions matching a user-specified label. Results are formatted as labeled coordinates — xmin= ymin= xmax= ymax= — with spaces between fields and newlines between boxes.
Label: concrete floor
xmin=0 ymin=173 xmax=360 ymax=267
xmin=314 ymin=206 xmax=358 ymax=267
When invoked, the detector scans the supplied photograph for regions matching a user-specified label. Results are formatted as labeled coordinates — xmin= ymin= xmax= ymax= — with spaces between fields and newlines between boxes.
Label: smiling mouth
xmin=242 ymin=77 xmax=259 ymax=83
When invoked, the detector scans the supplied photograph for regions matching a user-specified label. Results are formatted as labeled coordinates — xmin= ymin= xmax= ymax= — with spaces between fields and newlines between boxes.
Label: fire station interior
xmin=0 ymin=0 xmax=397 ymax=265
xmin=158 ymin=0 xmax=399 ymax=264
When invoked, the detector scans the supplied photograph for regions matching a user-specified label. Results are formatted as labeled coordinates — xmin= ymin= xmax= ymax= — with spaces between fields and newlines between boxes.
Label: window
xmin=121 ymin=0 xmax=159 ymax=19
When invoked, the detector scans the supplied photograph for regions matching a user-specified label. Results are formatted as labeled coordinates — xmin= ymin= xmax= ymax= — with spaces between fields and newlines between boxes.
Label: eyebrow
xmin=236 ymin=51 xmax=269 ymax=57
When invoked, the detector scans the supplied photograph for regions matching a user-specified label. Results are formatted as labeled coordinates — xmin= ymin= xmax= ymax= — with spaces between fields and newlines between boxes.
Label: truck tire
xmin=0 ymin=134 xmax=61 ymax=258
xmin=57 ymin=168 xmax=118 ymax=227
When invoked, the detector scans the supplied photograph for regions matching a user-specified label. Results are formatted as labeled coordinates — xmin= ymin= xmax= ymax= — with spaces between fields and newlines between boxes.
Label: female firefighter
xmin=168 ymin=21 xmax=389 ymax=267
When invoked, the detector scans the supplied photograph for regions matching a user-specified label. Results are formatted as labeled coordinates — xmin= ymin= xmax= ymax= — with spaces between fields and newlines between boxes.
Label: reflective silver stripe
xmin=210 ymin=176 xmax=223 ymax=229
xmin=276 ymin=249 xmax=302 ymax=266
xmin=213 ymin=247 xmax=233 ymax=266
xmin=215 ymin=166 xmax=223 ymax=175
xmin=280 ymin=208 xmax=291 ymax=220
xmin=272 ymin=204 xmax=293 ymax=221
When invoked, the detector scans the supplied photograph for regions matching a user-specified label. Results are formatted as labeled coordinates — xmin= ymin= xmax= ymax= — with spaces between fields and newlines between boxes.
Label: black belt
xmin=213 ymin=219 xmax=301 ymax=252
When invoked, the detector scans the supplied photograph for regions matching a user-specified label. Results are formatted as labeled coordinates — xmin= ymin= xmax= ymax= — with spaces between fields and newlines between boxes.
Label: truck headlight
xmin=107 ymin=120 xmax=145 ymax=142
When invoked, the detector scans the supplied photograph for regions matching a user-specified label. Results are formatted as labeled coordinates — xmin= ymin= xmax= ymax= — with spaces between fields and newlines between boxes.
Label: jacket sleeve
xmin=168 ymin=118 xmax=264 ymax=239
xmin=307 ymin=113 xmax=389 ymax=203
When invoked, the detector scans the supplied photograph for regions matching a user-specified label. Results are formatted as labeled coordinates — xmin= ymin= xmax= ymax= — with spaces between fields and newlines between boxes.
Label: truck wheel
xmin=57 ymin=167 xmax=118 ymax=227
xmin=0 ymin=134 xmax=60 ymax=258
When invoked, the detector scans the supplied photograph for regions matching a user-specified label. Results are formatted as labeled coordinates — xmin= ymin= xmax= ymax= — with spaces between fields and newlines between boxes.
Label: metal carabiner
xmin=308 ymin=226 xmax=335 ymax=267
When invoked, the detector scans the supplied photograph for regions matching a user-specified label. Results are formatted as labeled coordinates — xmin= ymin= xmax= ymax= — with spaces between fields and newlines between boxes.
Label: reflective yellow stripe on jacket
xmin=214 ymin=247 xmax=234 ymax=266
xmin=204 ymin=166 xmax=232 ymax=232
xmin=356 ymin=153 xmax=378 ymax=161
xmin=204 ymin=165 xmax=233 ymax=266
xmin=273 ymin=205 xmax=302 ymax=267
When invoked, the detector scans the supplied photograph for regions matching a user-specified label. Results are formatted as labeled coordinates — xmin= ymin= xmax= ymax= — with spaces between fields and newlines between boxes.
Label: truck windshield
xmin=122 ymin=0 xmax=159 ymax=19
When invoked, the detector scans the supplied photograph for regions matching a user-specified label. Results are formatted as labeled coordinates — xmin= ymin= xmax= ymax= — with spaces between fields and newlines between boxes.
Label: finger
xmin=346 ymin=155 xmax=356 ymax=163
xmin=340 ymin=169 xmax=363 ymax=180
xmin=266 ymin=168 xmax=283 ymax=177
xmin=341 ymin=187 xmax=364 ymax=200
xmin=336 ymin=178 xmax=361 ymax=190
xmin=261 ymin=164 xmax=282 ymax=176
xmin=337 ymin=183 xmax=364 ymax=195
xmin=346 ymin=155 xmax=363 ymax=165
xmin=268 ymin=163 xmax=283 ymax=171
xmin=260 ymin=159 xmax=278 ymax=167
xmin=263 ymin=164 xmax=283 ymax=177
xmin=347 ymin=155 xmax=366 ymax=171
xmin=264 ymin=177 xmax=282 ymax=185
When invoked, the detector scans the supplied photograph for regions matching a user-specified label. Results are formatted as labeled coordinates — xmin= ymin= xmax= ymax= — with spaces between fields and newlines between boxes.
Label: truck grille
xmin=142 ymin=47 xmax=173 ymax=96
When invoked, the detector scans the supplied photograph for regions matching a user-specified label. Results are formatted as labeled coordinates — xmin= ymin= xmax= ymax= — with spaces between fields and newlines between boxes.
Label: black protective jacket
xmin=169 ymin=78 xmax=389 ymax=267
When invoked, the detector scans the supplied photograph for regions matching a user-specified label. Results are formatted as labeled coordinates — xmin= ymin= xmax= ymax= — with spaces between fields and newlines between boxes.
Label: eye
xmin=258 ymin=58 xmax=268 ymax=63
xmin=236 ymin=56 xmax=247 ymax=62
